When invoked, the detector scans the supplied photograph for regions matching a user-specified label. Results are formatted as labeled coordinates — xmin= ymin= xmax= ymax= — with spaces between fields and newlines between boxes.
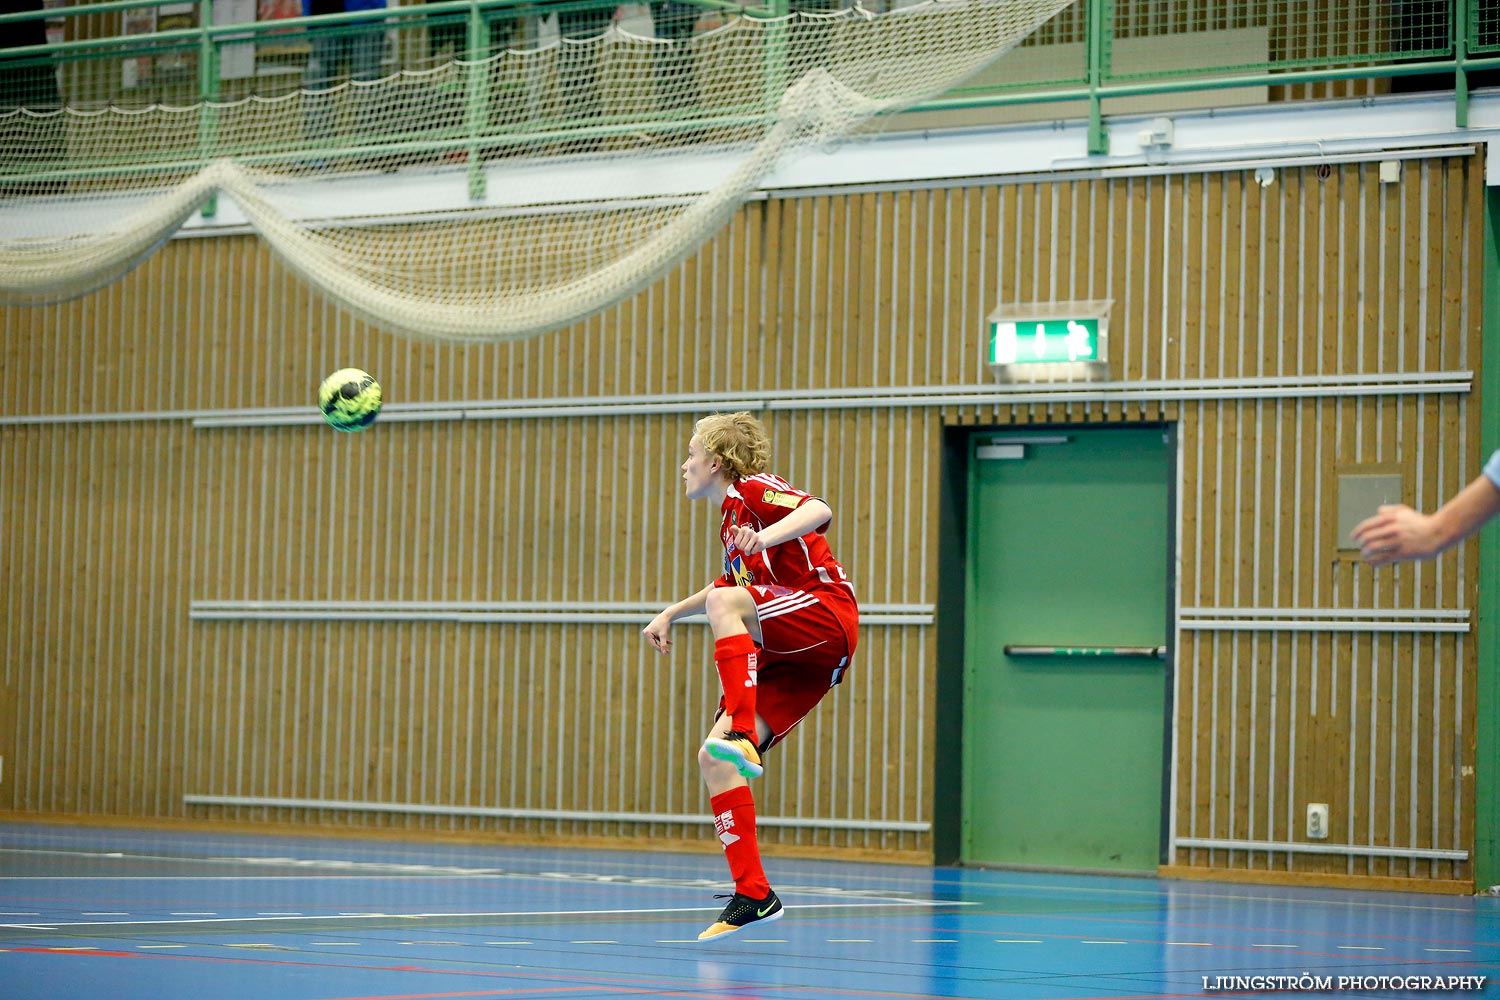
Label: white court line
xmin=0 ymin=841 xmax=911 ymax=885
xmin=0 ymin=847 xmax=932 ymax=905
xmin=2 ymin=877 xmax=517 ymax=881
xmin=0 ymin=849 xmax=512 ymax=877
xmin=0 ymin=841 xmax=1482 ymax=914
xmin=0 ymin=899 xmax=967 ymax=932
xmin=0 ymin=870 xmax=953 ymax=906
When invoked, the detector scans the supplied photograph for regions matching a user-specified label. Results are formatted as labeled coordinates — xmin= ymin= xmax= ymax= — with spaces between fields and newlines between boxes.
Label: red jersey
xmin=713 ymin=473 xmax=855 ymax=602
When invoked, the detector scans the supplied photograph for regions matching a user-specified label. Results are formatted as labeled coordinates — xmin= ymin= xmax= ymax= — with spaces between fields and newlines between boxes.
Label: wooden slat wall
xmin=0 ymin=153 xmax=1483 ymax=881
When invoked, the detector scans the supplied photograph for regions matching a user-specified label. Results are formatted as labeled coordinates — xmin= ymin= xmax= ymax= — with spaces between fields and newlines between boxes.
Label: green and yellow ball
xmin=318 ymin=368 xmax=382 ymax=432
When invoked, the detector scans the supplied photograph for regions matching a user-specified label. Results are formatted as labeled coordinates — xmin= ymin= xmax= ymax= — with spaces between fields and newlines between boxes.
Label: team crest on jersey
xmin=727 ymin=552 xmax=754 ymax=587
xmin=762 ymin=489 xmax=800 ymax=508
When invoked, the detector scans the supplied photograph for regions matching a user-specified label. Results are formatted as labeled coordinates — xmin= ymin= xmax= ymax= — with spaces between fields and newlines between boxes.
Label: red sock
xmin=713 ymin=633 xmax=759 ymax=735
xmin=710 ymin=785 xmax=770 ymax=899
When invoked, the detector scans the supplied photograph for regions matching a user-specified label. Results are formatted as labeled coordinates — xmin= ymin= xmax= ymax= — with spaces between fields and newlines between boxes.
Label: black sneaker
xmin=696 ymin=888 xmax=783 ymax=940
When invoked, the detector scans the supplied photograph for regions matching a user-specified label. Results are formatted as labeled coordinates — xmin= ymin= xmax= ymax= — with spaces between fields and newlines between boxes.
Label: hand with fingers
xmin=1351 ymin=504 xmax=1442 ymax=566
xmin=729 ymin=524 xmax=767 ymax=555
xmin=642 ymin=611 xmax=674 ymax=653
xmin=1352 ymin=468 xmax=1500 ymax=568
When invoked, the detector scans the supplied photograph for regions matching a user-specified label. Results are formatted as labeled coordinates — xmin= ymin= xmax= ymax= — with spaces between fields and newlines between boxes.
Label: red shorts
xmin=715 ymin=583 xmax=858 ymax=751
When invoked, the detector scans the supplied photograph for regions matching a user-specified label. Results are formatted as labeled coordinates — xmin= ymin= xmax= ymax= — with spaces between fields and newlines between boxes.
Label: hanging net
xmin=0 ymin=0 xmax=1075 ymax=344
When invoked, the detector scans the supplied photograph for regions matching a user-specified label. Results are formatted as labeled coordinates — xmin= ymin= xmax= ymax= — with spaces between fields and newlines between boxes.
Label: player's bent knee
xmin=698 ymin=744 xmax=735 ymax=779
xmin=704 ymin=586 xmax=756 ymax=629
xmin=703 ymin=586 xmax=742 ymax=615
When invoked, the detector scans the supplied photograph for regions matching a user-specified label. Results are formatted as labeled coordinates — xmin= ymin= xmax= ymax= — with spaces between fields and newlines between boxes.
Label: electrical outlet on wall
xmin=1307 ymin=802 xmax=1329 ymax=840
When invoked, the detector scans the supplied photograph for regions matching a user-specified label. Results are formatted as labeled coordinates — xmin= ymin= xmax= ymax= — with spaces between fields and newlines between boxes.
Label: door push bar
xmin=1003 ymin=645 xmax=1167 ymax=659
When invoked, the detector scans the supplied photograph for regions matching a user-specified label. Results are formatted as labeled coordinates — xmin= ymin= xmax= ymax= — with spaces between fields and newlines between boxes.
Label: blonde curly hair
xmin=694 ymin=411 xmax=770 ymax=482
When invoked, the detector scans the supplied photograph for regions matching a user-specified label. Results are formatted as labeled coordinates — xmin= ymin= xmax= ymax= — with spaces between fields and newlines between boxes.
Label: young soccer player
xmin=642 ymin=411 xmax=858 ymax=941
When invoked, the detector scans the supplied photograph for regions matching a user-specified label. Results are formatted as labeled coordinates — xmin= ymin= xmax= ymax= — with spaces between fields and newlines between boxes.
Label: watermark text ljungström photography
xmin=1200 ymin=974 xmax=1486 ymax=992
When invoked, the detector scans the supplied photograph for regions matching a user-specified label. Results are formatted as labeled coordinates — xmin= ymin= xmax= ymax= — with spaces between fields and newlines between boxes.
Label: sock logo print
xmin=714 ymin=809 xmax=739 ymax=848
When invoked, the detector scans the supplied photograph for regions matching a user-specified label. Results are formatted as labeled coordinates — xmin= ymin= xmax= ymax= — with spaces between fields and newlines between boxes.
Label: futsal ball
xmin=317 ymin=368 xmax=382 ymax=432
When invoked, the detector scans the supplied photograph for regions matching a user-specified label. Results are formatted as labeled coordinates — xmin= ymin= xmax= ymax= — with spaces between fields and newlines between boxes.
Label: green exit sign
xmin=990 ymin=318 xmax=1100 ymax=365
xmin=985 ymin=301 xmax=1113 ymax=383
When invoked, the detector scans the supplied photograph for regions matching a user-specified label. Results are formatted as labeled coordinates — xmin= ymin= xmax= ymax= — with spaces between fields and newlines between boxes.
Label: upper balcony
xmin=1 ymin=0 xmax=1493 ymax=184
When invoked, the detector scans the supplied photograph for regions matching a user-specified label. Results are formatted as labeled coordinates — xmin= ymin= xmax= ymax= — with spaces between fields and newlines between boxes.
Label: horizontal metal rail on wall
xmin=189 ymin=600 xmax=935 ymax=626
xmin=182 ymin=793 xmax=931 ymax=833
xmin=1181 ymin=607 xmax=1472 ymax=634
xmin=0 ymin=372 xmax=1472 ymax=429
xmin=1175 ymin=837 xmax=1468 ymax=862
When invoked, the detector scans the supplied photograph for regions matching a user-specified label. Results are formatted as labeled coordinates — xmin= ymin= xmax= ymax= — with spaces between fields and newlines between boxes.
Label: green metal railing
xmin=0 ymin=0 xmax=1494 ymax=180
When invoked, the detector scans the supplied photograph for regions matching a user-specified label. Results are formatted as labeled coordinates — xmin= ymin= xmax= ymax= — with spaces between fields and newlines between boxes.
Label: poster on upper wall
xmin=154 ymin=1 xmax=197 ymax=79
xmin=259 ymin=0 xmax=301 ymax=20
xmin=121 ymin=7 xmax=157 ymax=89
xmin=214 ymin=0 xmax=257 ymax=79
xmin=257 ymin=0 xmax=306 ymax=58
xmin=42 ymin=0 xmax=65 ymax=46
xmin=42 ymin=0 xmax=66 ymax=91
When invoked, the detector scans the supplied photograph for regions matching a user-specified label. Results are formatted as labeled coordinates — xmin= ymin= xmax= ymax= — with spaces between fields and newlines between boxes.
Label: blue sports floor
xmin=2 ymin=822 xmax=1497 ymax=999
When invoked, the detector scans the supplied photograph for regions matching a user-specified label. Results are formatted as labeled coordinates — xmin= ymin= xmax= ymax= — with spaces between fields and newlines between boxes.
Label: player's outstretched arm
xmin=729 ymin=499 xmax=832 ymax=555
xmin=1352 ymin=475 xmax=1500 ymax=566
xmin=643 ymin=584 xmax=714 ymax=654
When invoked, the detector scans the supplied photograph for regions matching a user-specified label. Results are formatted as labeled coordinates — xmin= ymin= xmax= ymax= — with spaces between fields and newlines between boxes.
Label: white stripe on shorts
xmin=758 ymin=589 xmax=815 ymax=611
xmin=758 ymin=590 xmax=812 ymax=612
xmin=758 ymin=593 xmax=820 ymax=620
